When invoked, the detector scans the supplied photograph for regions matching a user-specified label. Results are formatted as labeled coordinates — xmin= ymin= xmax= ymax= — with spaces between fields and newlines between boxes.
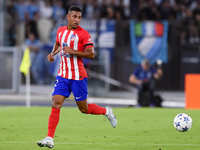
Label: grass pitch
xmin=0 ymin=106 xmax=200 ymax=150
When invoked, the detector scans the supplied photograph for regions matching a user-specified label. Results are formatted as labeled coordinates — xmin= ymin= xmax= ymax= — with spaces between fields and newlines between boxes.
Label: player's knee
xmin=52 ymin=99 xmax=62 ymax=109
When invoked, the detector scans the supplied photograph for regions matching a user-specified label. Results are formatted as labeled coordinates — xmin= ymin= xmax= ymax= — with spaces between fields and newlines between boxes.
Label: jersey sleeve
xmin=82 ymin=31 xmax=94 ymax=49
xmin=133 ymin=67 xmax=140 ymax=76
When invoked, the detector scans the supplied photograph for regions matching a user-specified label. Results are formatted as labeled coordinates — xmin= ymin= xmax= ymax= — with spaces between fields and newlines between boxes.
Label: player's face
xmin=142 ymin=64 xmax=149 ymax=71
xmin=67 ymin=11 xmax=82 ymax=30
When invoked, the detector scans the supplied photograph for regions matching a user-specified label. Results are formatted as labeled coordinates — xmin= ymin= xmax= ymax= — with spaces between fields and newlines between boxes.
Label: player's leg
xmin=72 ymin=78 xmax=106 ymax=114
xmin=75 ymin=99 xmax=117 ymax=127
xmin=37 ymin=76 xmax=71 ymax=148
xmin=48 ymin=95 xmax=65 ymax=138
xmin=48 ymin=76 xmax=71 ymax=138
xmin=37 ymin=95 xmax=65 ymax=148
xmin=76 ymin=99 xmax=106 ymax=114
xmin=72 ymin=78 xmax=117 ymax=127
xmin=148 ymin=85 xmax=155 ymax=107
xmin=135 ymin=84 xmax=142 ymax=107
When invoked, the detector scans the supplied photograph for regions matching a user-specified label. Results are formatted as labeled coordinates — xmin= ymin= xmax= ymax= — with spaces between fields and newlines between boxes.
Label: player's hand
xmin=136 ymin=80 xmax=143 ymax=84
xmin=47 ymin=53 xmax=55 ymax=62
xmin=63 ymin=46 xmax=73 ymax=54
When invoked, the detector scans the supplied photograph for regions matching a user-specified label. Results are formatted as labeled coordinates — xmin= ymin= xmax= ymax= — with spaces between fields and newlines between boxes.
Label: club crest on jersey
xmin=70 ymin=35 xmax=76 ymax=41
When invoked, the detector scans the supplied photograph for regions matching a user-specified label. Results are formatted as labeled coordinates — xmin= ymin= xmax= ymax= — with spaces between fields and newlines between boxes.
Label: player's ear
xmin=66 ymin=14 xmax=69 ymax=20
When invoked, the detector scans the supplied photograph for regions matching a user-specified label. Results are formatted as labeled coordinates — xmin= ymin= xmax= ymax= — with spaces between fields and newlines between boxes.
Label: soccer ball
xmin=173 ymin=113 xmax=193 ymax=132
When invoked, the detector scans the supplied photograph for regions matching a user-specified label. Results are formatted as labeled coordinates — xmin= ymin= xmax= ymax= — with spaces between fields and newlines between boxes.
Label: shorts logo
xmin=76 ymin=96 xmax=82 ymax=99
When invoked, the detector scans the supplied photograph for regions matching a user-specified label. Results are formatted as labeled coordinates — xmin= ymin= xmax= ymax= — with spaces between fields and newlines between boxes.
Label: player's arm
xmin=129 ymin=74 xmax=142 ymax=85
xmin=154 ymin=68 xmax=163 ymax=79
xmin=63 ymin=46 xmax=95 ymax=59
xmin=47 ymin=42 xmax=60 ymax=62
xmin=51 ymin=42 xmax=60 ymax=56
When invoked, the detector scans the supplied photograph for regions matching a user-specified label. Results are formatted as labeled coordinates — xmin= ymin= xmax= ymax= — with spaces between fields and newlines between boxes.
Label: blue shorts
xmin=52 ymin=76 xmax=88 ymax=101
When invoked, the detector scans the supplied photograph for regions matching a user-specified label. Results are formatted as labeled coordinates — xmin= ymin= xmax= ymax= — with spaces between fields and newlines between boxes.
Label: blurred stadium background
xmin=1 ymin=0 xmax=200 ymax=108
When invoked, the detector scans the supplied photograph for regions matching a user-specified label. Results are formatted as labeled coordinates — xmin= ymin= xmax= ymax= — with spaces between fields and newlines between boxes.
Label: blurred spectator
xmin=93 ymin=0 xmax=100 ymax=18
xmin=130 ymin=0 xmax=139 ymax=19
xmin=39 ymin=0 xmax=53 ymax=19
xmin=180 ymin=8 xmax=199 ymax=44
xmin=110 ymin=0 xmax=117 ymax=11
xmin=146 ymin=0 xmax=161 ymax=20
xmin=14 ymin=0 xmax=27 ymax=22
xmin=158 ymin=0 xmax=174 ymax=20
xmin=194 ymin=2 xmax=200 ymax=31
xmin=82 ymin=0 xmax=99 ymax=19
xmin=170 ymin=3 xmax=180 ymax=21
xmin=25 ymin=0 xmax=39 ymax=20
xmin=106 ymin=6 xmax=115 ymax=19
xmin=138 ymin=0 xmax=161 ymax=20
xmin=99 ymin=0 xmax=108 ymax=18
xmin=129 ymin=59 xmax=163 ymax=107
xmin=115 ymin=0 xmax=126 ymax=20
xmin=137 ymin=0 xmax=148 ymax=20
xmin=179 ymin=3 xmax=187 ymax=19
xmin=180 ymin=0 xmax=194 ymax=8
xmin=193 ymin=1 xmax=200 ymax=16
xmin=154 ymin=0 xmax=162 ymax=6
xmin=188 ymin=21 xmax=199 ymax=44
xmin=123 ymin=0 xmax=131 ymax=19
xmin=183 ymin=8 xmax=194 ymax=24
xmin=62 ymin=0 xmax=80 ymax=14
xmin=25 ymin=33 xmax=40 ymax=62
xmin=82 ymin=0 xmax=94 ymax=19
xmin=5 ymin=0 xmax=17 ymax=46
xmin=52 ymin=0 xmax=66 ymax=22
xmin=25 ymin=11 xmax=40 ymax=39
xmin=25 ymin=33 xmax=42 ymax=84
xmin=37 ymin=0 xmax=54 ymax=43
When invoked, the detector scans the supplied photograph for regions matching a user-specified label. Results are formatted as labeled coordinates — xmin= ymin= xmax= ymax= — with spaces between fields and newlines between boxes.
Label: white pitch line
xmin=0 ymin=142 xmax=199 ymax=146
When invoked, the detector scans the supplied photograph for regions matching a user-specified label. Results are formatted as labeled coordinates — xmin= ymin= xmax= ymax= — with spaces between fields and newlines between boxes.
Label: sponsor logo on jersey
xmin=61 ymin=42 xmax=72 ymax=57
xmin=62 ymin=42 xmax=68 ymax=47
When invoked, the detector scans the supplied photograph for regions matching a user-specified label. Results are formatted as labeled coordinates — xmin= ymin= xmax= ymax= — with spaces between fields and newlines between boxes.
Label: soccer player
xmin=37 ymin=6 xmax=117 ymax=149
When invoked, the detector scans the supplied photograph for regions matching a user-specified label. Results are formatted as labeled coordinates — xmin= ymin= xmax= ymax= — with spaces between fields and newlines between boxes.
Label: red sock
xmin=86 ymin=103 xmax=106 ymax=115
xmin=47 ymin=108 xmax=60 ymax=138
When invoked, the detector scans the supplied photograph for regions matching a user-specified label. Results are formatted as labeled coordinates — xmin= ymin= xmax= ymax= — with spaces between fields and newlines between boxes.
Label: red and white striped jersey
xmin=56 ymin=26 xmax=94 ymax=80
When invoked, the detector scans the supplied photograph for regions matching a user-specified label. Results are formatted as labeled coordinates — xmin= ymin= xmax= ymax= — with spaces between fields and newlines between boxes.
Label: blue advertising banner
xmin=80 ymin=19 xmax=98 ymax=48
xmin=98 ymin=19 xmax=115 ymax=62
xmin=130 ymin=20 xmax=168 ymax=64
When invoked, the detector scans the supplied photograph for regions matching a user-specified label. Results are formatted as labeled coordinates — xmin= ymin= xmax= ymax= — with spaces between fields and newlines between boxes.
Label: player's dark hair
xmin=141 ymin=58 xmax=150 ymax=66
xmin=68 ymin=6 xmax=82 ymax=13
